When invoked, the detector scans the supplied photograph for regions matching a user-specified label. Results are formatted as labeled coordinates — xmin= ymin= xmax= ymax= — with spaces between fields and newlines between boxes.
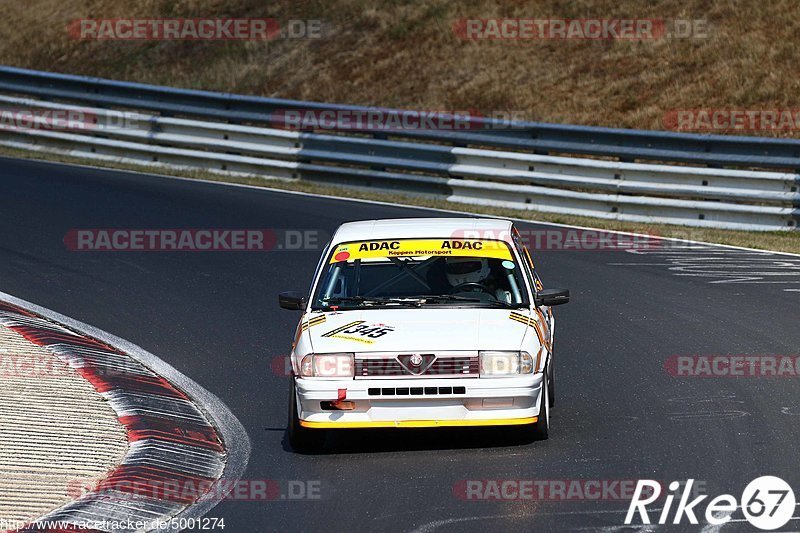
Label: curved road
xmin=1 ymin=156 xmax=799 ymax=531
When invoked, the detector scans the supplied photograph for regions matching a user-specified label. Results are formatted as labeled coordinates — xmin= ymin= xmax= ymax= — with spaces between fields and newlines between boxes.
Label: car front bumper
xmin=294 ymin=374 xmax=544 ymax=428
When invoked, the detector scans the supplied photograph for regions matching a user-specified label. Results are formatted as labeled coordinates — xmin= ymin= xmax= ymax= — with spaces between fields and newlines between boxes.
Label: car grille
xmin=367 ymin=386 xmax=466 ymax=396
xmin=355 ymin=355 xmax=479 ymax=378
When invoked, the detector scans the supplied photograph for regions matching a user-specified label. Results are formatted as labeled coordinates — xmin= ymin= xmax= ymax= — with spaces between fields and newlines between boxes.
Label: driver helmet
xmin=445 ymin=257 xmax=491 ymax=287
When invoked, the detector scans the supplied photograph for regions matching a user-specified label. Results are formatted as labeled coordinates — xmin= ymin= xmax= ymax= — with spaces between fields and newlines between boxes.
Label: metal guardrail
xmin=0 ymin=66 xmax=797 ymax=230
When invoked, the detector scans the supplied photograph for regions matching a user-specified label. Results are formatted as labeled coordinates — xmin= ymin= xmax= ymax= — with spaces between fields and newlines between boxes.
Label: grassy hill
xmin=1 ymin=0 xmax=798 ymax=134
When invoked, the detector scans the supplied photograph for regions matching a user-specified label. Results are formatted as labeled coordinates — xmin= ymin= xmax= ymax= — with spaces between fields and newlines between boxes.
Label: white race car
xmin=280 ymin=218 xmax=569 ymax=452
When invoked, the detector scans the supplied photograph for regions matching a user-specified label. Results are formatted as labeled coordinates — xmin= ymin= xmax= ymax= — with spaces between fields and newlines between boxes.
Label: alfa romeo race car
xmin=279 ymin=218 xmax=569 ymax=452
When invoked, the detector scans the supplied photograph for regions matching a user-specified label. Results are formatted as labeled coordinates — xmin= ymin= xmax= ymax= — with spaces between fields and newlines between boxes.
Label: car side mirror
xmin=279 ymin=291 xmax=307 ymax=310
xmin=534 ymin=288 xmax=569 ymax=307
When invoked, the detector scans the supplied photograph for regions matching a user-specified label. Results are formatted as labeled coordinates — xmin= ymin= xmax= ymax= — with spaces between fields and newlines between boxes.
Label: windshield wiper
xmin=321 ymin=296 xmax=423 ymax=307
xmin=480 ymin=300 xmax=527 ymax=308
xmin=412 ymin=295 xmax=526 ymax=308
xmin=414 ymin=294 xmax=481 ymax=303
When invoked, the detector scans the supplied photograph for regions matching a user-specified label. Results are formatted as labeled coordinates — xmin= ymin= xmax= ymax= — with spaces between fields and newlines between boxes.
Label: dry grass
xmin=1 ymin=0 xmax=800 ymax=133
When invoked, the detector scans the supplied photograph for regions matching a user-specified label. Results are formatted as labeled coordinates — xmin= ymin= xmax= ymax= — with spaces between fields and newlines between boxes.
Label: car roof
xmin=330 ymin=218 xmax=515 ymax=245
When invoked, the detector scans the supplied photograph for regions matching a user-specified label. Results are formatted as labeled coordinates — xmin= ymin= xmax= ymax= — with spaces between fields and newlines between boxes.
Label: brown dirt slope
xmin=0 ymin=0 xmax=798 ymax=133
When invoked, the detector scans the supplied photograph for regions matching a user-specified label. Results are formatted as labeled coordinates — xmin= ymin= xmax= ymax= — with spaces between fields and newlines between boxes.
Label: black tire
xmin=547 ymin=359 xmax=555 ymax=408
xmin=288 ymin=379 xmax=327 ymax=453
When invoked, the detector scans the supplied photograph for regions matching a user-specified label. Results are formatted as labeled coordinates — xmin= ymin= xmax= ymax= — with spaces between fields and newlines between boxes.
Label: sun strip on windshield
xmin=329 ymin=238 xmax=513 ymax=263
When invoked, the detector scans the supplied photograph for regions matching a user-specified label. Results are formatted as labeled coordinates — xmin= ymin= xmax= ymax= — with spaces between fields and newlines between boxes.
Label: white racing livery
xmin=279 ymin=218 xmax=569 ymax=452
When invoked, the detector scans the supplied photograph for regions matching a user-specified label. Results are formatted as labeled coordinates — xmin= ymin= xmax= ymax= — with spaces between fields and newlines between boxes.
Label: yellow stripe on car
xmin=299 ymin=416 xmax=538 ymax=429
xmin=509 ymin=312 xmax=535 ymax=326
xmin=329 ymin=238 xmax=514 ymax=263
xmin=509 ymin=312 xmax=552 ymax=352
xmin=300 ymin=315 xmax=327 ymax=331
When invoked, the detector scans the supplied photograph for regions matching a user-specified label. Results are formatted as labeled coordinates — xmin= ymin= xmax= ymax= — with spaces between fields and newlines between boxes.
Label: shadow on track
xmin=280 ymin=426 xmax=548 ymax=455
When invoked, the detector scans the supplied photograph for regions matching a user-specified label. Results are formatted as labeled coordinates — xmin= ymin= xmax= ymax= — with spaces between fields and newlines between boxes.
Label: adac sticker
xmin=329 ymin=239 xmax=513 ymax=263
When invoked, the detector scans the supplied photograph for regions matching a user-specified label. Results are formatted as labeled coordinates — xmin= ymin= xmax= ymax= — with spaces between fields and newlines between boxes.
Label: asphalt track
xmin=1 ymin=156 xmax=799 ymax=532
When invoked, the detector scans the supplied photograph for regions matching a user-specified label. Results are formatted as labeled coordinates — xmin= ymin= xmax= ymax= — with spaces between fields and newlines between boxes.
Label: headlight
xmin=479 ymin=351 xmax=534 ymax=376
xmin=299 ymin=353 xmax=354 ymax=377
xmin=520 ymin=351 xmax=534 ymax=374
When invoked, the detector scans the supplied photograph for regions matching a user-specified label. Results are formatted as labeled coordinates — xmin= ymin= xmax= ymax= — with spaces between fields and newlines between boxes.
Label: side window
xmin=308 ymin=241 xmax=331 ymax=299
xmin=532 ymin=267 xmax=544 ymax=292
xmin=511 ymin=227 xmax=535 ymax=293
xmin=512 ymin=226 xmax=544 ymax=292
xmin=525 ymin=247 xmax=544 ymax=291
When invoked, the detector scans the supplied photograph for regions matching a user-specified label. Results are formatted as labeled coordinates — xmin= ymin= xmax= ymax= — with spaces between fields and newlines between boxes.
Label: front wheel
xmin=287 ymin=379 xmax=327 ymax=453
xmin=520 ymin=369 xmax=549 ymax=442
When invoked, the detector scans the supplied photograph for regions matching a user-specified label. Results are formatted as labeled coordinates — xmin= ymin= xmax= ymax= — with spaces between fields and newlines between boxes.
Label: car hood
xmin=305 ymin=307 xmax=532 ymax=353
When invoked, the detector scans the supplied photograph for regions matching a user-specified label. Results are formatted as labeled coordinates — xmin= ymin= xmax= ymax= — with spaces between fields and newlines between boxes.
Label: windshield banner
xmin=329 ymin=239 xmax=513 ymax=263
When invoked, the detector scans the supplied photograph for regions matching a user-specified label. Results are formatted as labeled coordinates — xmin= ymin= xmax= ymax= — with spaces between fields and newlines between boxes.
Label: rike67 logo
xmin=626 ymin=477 xmax=796 ymax=530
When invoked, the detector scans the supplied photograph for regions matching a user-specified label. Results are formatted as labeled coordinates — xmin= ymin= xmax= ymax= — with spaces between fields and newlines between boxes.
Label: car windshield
xmin=311 ymin=238 xmax=529 ymax=309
